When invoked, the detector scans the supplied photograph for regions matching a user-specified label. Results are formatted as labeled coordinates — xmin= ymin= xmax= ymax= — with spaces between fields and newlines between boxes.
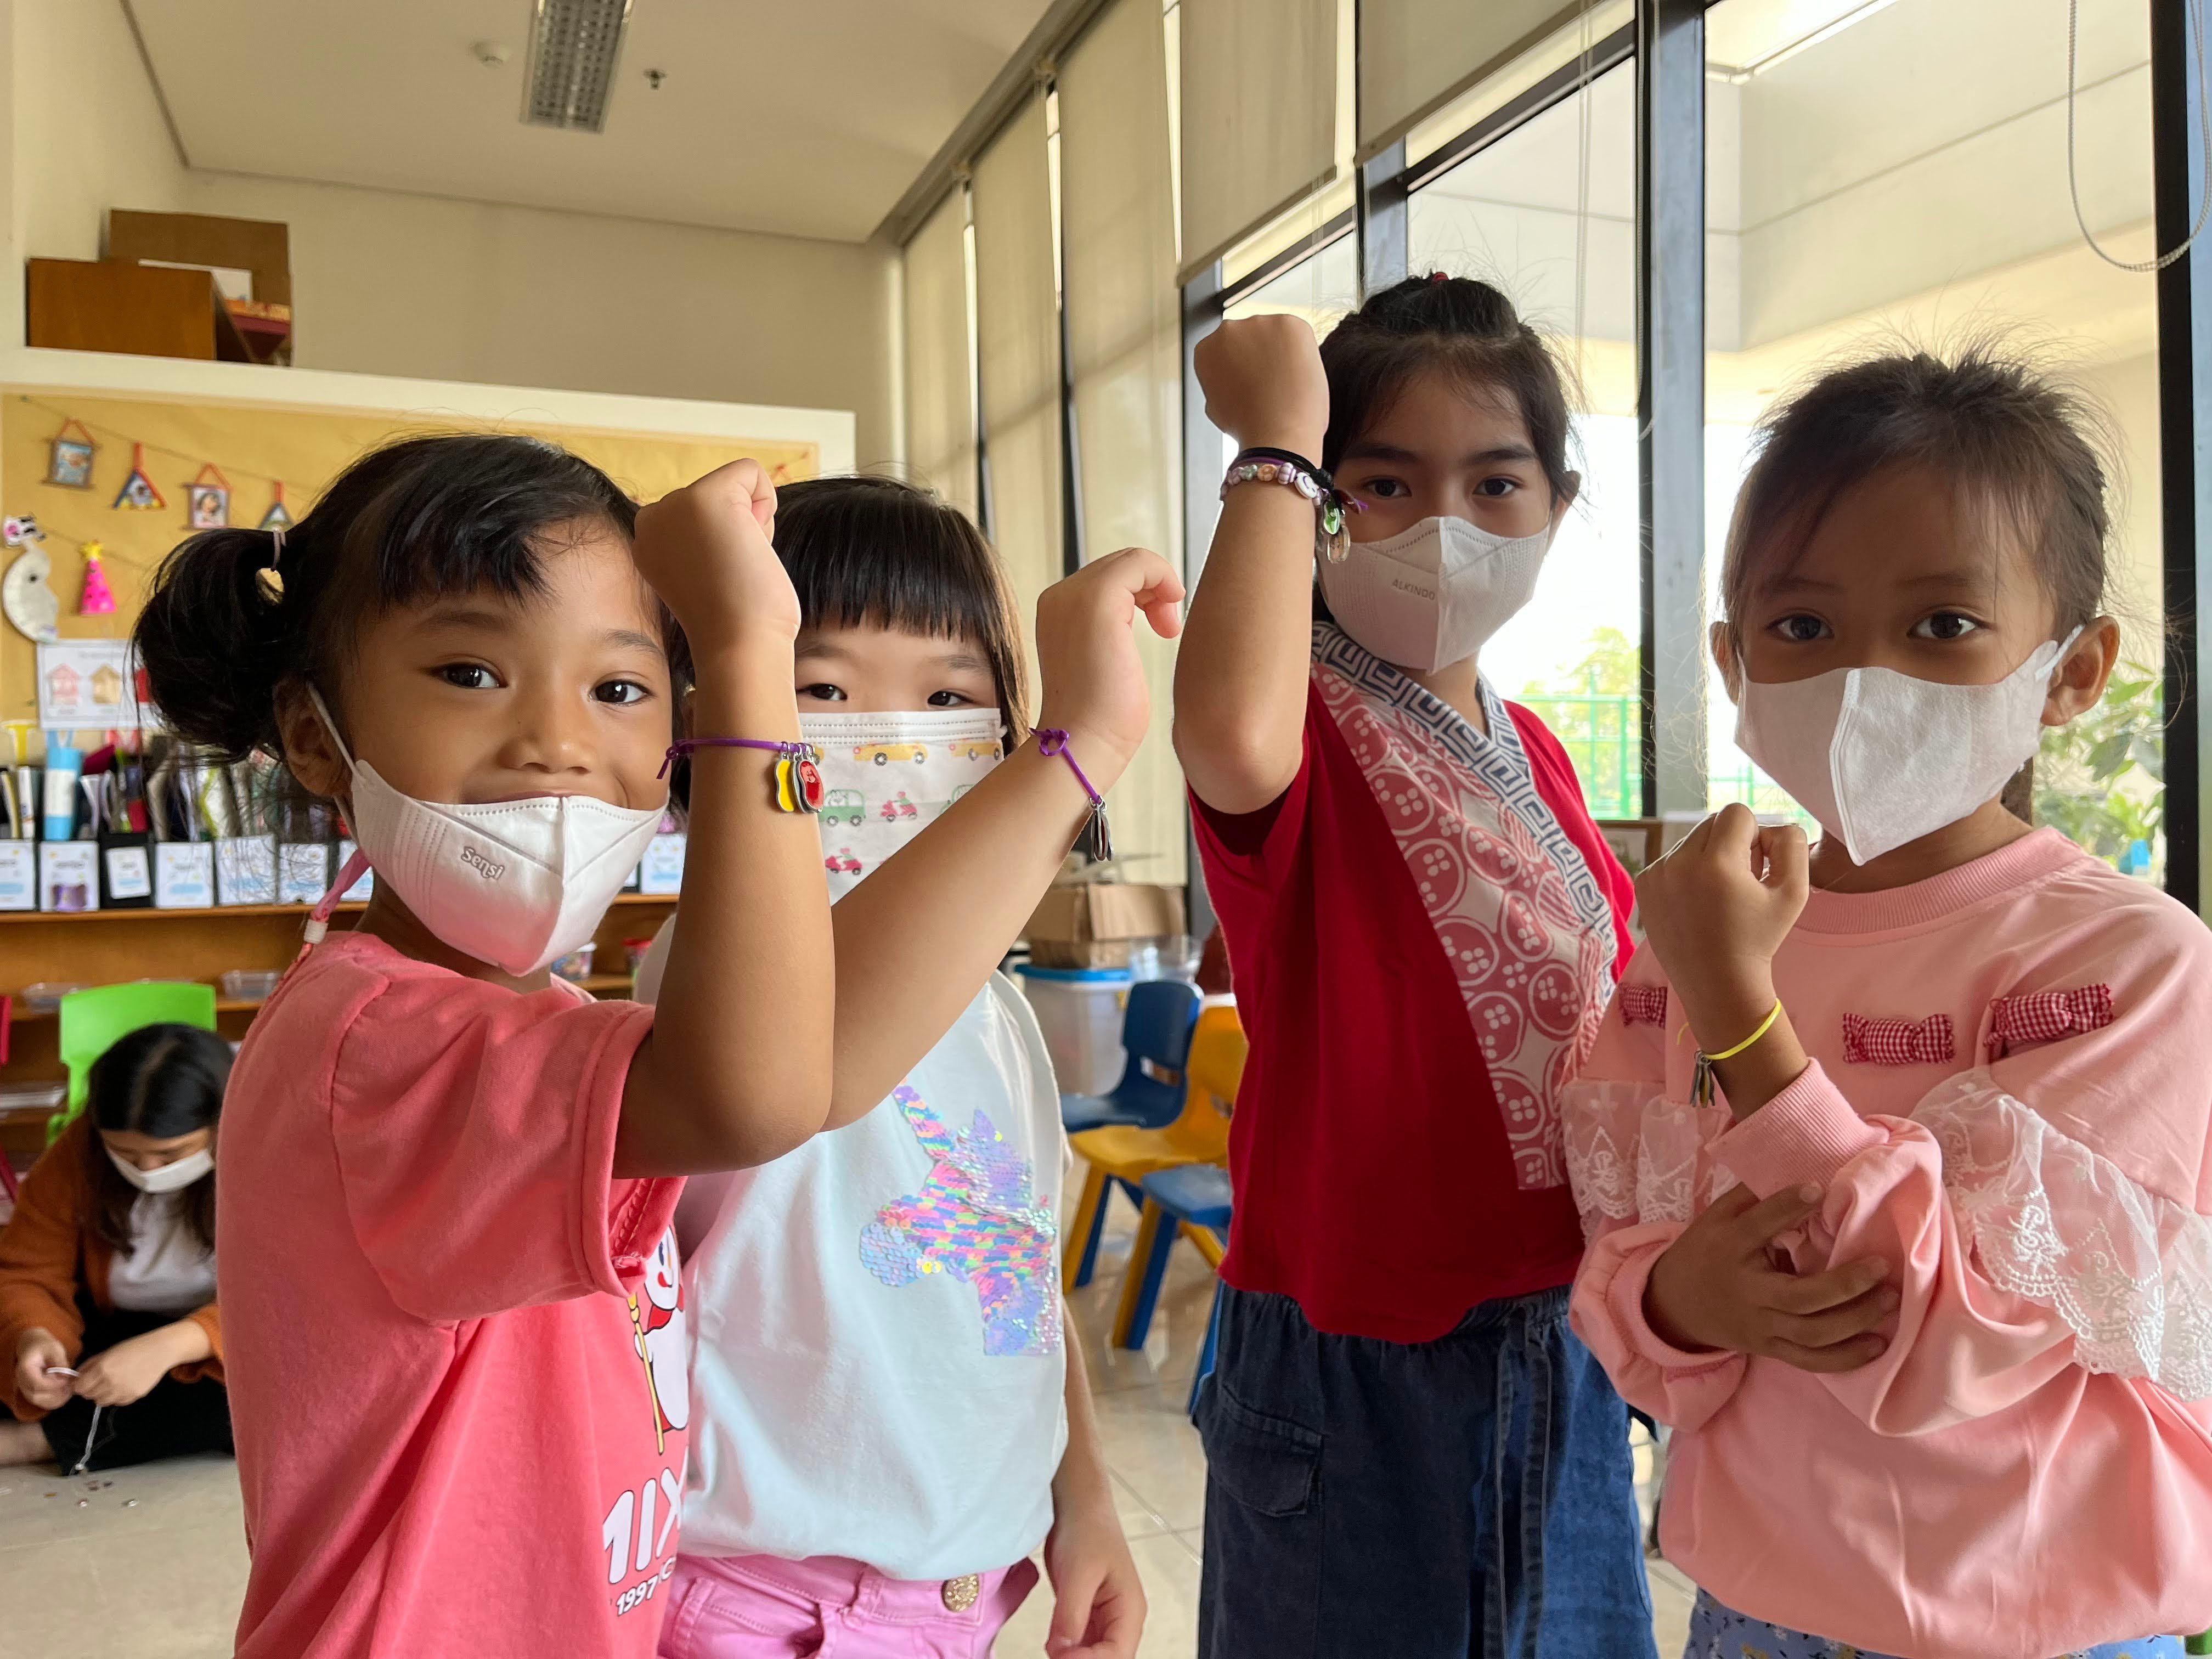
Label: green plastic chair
xmin=2188 ymin=1630 xmax=2211 ymax=1656
xmin=48 ymin=981 xmax=219 ymax=1143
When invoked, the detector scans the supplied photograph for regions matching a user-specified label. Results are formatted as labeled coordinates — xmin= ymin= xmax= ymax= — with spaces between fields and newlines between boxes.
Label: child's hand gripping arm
xmin=618 ymin=459 xmax=836 ymax=1175
xmin=1043 ymin=1329 xmax=1146 ymax=1658
xmin=1173 ymin=314 xmax=1331 ymax=816
xmin=820 ymin=548 xmax=1184 ymax=1126
xmin=1602 ymin=806 xmax=1899 ymax=1395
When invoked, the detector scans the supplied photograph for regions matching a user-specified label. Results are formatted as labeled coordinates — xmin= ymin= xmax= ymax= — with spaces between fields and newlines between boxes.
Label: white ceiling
xmin=126 ymin=0 xmax=1054 ymax=244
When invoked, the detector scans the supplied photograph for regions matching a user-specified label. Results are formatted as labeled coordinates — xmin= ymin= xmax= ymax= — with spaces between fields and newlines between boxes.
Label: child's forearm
xmin=821 ymin=742 xmax=1099 ymax=1128
xmin=1052 ymin=1322 xmax=1115 ymax=1516
xmin=619 ymin=641 xmax=836 ymax=1174
xmin=156 ymin=1318 xmax=213 ymax=1367
xmin=1172 ymin=484 xmax=1321 ymax=816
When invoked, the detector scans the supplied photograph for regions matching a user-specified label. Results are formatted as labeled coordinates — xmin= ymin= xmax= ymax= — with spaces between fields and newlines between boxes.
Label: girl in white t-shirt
xmin=641 ymin=476 xmax=1182 ymax=1659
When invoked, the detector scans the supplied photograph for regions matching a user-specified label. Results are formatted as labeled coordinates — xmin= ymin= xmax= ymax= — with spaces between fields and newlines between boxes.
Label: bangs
xmin=349 ymin=435 xmax=637 ymax=614
xmin=781 ymin=479 xmax=1007 ymax=649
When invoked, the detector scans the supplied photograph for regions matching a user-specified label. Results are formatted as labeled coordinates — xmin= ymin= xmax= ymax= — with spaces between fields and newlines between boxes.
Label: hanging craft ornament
xmin=77 ymin=540 xmax=115 ymax=617
xmin=185 ymin=464 xmax=232 ymax=531
xmin=258 ymin=481 xmax=294 ymax=533
xmin=1 ymin=516 xmax=57 ymax=642
xmin=112 ymin=444 xmax=164 ymax=511
xmin=45 ymin=419 xmax=95 ymax=489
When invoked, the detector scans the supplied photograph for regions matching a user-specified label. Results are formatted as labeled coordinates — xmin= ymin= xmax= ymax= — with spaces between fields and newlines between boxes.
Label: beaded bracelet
xmin=1220 ymin=448 xmax=1362 ymax=562
xmin=660 ymin=737 xmax=824 ymax=814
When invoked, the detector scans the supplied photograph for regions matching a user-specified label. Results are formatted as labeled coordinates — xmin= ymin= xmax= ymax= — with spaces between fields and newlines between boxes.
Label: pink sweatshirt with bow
xmin=1566 ymin=829 xmax=2212 ymax=1658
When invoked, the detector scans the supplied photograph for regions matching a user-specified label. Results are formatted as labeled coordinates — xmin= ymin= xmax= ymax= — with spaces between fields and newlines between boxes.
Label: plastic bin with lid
xmin=1013 ymin=964 xmax=1131 ymax=1097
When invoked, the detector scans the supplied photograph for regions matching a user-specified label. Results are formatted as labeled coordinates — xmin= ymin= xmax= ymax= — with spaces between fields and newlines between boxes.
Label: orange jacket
xmin=0 ymin=1115 xmax=222 ymax=1419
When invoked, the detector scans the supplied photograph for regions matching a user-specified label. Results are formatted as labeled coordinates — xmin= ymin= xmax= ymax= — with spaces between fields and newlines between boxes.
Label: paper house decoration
xmin=46 ymin=420 xmax=94 ymax=489
xmin=89 ymin=662 xmax=123 ymax=706
xmin=112 ymin=444 xmax=164 ymax=511
xmin=78 ymin=541 xmax=115 ymax=616
xmin=258 ymin=482 xmax=294 ymax=533
xmin=187 ymin=464 xmax=231 ymax=530
xmin=45 ymin=661 xmax=80 ymax=704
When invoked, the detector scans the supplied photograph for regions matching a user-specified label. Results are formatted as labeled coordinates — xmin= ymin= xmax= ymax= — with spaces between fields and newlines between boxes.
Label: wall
xmin=0 ymin=1 xmax=899 ymax=466
xmin=0 ymin=388 xmax=820 ymax=727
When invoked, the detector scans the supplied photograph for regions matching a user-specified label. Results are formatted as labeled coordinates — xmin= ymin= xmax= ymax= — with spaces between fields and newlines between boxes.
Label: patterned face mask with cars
xmin=797 ymin=708 xmax=1005 ymax=900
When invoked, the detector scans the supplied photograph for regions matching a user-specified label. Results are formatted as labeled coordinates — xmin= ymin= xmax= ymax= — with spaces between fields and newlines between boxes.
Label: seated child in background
xmin=1 ymin=1023 xmax=234 ymax=1472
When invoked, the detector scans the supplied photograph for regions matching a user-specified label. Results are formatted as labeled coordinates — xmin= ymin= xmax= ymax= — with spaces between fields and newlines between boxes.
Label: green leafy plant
xmin=2033 ymin=662 xmax=2164 ymax=873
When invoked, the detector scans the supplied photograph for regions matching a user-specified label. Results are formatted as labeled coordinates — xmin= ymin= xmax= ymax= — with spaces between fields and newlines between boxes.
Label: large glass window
xmin=1702 ymin=0 xmax=2164 ymax=874
xmin=1407 ymin=61 xmax=1641 ymax=817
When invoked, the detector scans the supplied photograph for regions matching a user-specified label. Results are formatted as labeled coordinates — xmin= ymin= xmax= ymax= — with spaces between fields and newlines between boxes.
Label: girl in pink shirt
xmin=131 ymin=439 xmax=835 ymax=1658
xmin=1564 ymin=348 xmax=2212 ymax=1658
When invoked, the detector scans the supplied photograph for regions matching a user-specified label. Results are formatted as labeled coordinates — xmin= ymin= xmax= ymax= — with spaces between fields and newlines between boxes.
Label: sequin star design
xmin=859 ymin=1085 xmax=1062 ymax=1356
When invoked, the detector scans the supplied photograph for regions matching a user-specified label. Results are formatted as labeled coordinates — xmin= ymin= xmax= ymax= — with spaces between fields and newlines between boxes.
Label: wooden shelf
xmin=0 ymin=892 xmax=675 ymax=925
xmin=8 ymin=997 xmax=268 ymax=1023
xmin=572 ymin=975 xmax=635 ymax=993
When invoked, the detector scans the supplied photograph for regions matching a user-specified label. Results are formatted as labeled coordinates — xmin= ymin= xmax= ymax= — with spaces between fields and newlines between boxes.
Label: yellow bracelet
xmin=1703 ymin=1000 xmax=1783 ymax=1063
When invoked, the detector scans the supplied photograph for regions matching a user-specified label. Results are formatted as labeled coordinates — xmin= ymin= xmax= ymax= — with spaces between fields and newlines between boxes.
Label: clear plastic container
xmin=218 ymin=969 xmax=283 ymax=1004
xmin=551 ymin=944 xmax=596 ymax=985
xmin=1126 ymin=934 xmax=1201 ymax=983
xmin=16 ymin=981 xmax=85 ymax=1012
xmin=1013 ymin=964 xmax=1131 ymax=1096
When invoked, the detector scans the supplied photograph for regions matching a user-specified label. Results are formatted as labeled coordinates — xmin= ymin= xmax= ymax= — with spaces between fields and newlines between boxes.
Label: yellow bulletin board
xmin=0 ymin=390 xmax=819 ymax=731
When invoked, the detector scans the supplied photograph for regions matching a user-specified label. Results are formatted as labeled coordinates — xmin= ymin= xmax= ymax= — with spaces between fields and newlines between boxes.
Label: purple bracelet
xmin=1035 ymin=729 xmax=1114 ymax=862
xmin=658 ymin=736 xmax=813 ymax=779
xmin=660 ymin=737 xmax=823 ymax=814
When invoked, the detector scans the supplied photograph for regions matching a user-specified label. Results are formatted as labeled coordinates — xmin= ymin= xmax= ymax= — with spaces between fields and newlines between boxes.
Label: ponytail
xmin=135 ymin=526 xmax=293 ymax=760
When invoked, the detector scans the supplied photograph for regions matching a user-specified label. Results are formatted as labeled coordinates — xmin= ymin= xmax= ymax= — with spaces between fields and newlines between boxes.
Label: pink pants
xmin=657 ymin=1552 xmax=1040 ymax=1659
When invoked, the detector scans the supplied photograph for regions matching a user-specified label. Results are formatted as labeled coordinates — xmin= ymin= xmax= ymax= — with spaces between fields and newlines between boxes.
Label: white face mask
xmin=106 ymin=1144 xmax=213 ymax=1194
xmin=798 ymin=708 xmax=1005 ymax=901
xmin=1734 ymin=629 xmax=2079 ymax=866
xmin=311 ymin=690 xmax=665 ymax=977
xmin=1317 ymin=514 xmax=1553 ymax=673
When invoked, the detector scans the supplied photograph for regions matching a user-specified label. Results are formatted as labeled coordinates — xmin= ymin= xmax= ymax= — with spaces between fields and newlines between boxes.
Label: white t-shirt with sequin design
xmin=637 ymin=926 xmax=1069 ymax=1582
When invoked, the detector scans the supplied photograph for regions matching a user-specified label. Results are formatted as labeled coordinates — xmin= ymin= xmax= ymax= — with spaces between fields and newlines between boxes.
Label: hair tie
xmin=1430 ymin=270 xmax=1449 ymax=284
xmin=256 ymin=527 xmax=286 ymax=602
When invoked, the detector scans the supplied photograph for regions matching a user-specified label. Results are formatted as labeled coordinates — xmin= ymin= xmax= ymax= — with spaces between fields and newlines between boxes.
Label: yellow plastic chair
xmin=1064 ymin=1000 xmax=1245 ymax=1296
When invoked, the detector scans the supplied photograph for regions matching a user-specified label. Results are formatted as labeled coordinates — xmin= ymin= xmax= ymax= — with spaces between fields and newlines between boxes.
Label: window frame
xmin=1178 ymin=0 xmax=2212 ymax=909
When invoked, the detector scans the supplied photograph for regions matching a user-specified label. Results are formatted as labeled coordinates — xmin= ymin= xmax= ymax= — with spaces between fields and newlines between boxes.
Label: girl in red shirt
xmin=1174 ymin=276 xmax=1668 ymax=1656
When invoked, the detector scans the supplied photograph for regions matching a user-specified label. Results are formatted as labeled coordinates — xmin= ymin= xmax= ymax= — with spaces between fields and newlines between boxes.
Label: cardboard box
xmin=1025 ymin=882 xmax=1185 ymax=969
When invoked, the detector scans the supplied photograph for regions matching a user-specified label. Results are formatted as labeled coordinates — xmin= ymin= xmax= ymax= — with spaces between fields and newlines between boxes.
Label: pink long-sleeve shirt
xmin=1565 ymin=828 xmax=2212 ymax=1658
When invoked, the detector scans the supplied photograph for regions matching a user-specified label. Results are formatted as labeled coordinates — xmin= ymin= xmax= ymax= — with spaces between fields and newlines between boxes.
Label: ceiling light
xmin=1708 ymin=0 xmax=1901 ymax=84
xmin=523 ymin=0 xmax=634 ymax=133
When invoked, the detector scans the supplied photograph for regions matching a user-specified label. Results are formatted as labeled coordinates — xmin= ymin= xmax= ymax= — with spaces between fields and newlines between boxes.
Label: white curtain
xmin=1060 ymin=0 xmax=1186 ymax=884
xmin=1358 ymin=0 xmax=1578 ymax=157
xmin=901 ymin=188 xmax=978 ymax=521
xmin=972 ymin=91 xmax=1062 ymax=705
xmin=1178 ymin=0 xmax=1338 ymax=279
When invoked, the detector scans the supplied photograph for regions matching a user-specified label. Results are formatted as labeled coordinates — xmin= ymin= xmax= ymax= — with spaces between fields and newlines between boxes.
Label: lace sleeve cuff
xmin=1913 ymin=1070 xmax=2212 ymax=1401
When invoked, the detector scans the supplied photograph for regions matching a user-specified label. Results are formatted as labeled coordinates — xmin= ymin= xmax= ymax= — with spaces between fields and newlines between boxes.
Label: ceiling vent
xmin=522 ymin=0 xmax=633 ymax=133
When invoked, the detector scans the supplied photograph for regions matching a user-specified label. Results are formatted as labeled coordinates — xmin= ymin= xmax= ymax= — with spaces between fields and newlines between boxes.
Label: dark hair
xmin=774 ymin=476 xmax=1029 ymax=741
xmin=82 ymin=1023 xmax=230 ymax=1256
xmin=134 ymin=433 xmax=678 ymax=774
xmin=1719 ymin=344 xmax=2113 ymax=643
xmin=1318 ymin=273 xmax=1577 ymax=500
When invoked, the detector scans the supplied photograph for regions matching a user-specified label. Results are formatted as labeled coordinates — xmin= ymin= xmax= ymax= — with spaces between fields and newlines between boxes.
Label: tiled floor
xmin=0 ymin=1201 xmax=1691 ymax=1658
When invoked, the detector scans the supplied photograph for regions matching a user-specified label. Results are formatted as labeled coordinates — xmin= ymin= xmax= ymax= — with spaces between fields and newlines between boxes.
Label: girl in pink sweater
xmin=1565 ymin=347 xmax=2212 ymax=1659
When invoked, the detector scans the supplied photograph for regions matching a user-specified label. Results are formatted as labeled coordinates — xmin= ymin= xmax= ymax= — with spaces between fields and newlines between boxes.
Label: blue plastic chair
xmin=1059 ymin=979 xmax=1200 ymax=1134
xmin=1113 ymin=1161 xmax=1232 ymax=1414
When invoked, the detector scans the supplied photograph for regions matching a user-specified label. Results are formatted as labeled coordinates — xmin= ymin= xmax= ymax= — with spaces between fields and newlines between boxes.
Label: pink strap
xmin=1841 ymin=1012 xmax=1955 ymax=1067
xmin=302 ymin=848 xmax=372 ymax=947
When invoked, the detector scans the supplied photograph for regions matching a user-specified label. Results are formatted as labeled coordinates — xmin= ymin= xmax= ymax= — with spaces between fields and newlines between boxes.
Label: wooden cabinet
xmin=1 ymin=894 xmax=675 ymax=1165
